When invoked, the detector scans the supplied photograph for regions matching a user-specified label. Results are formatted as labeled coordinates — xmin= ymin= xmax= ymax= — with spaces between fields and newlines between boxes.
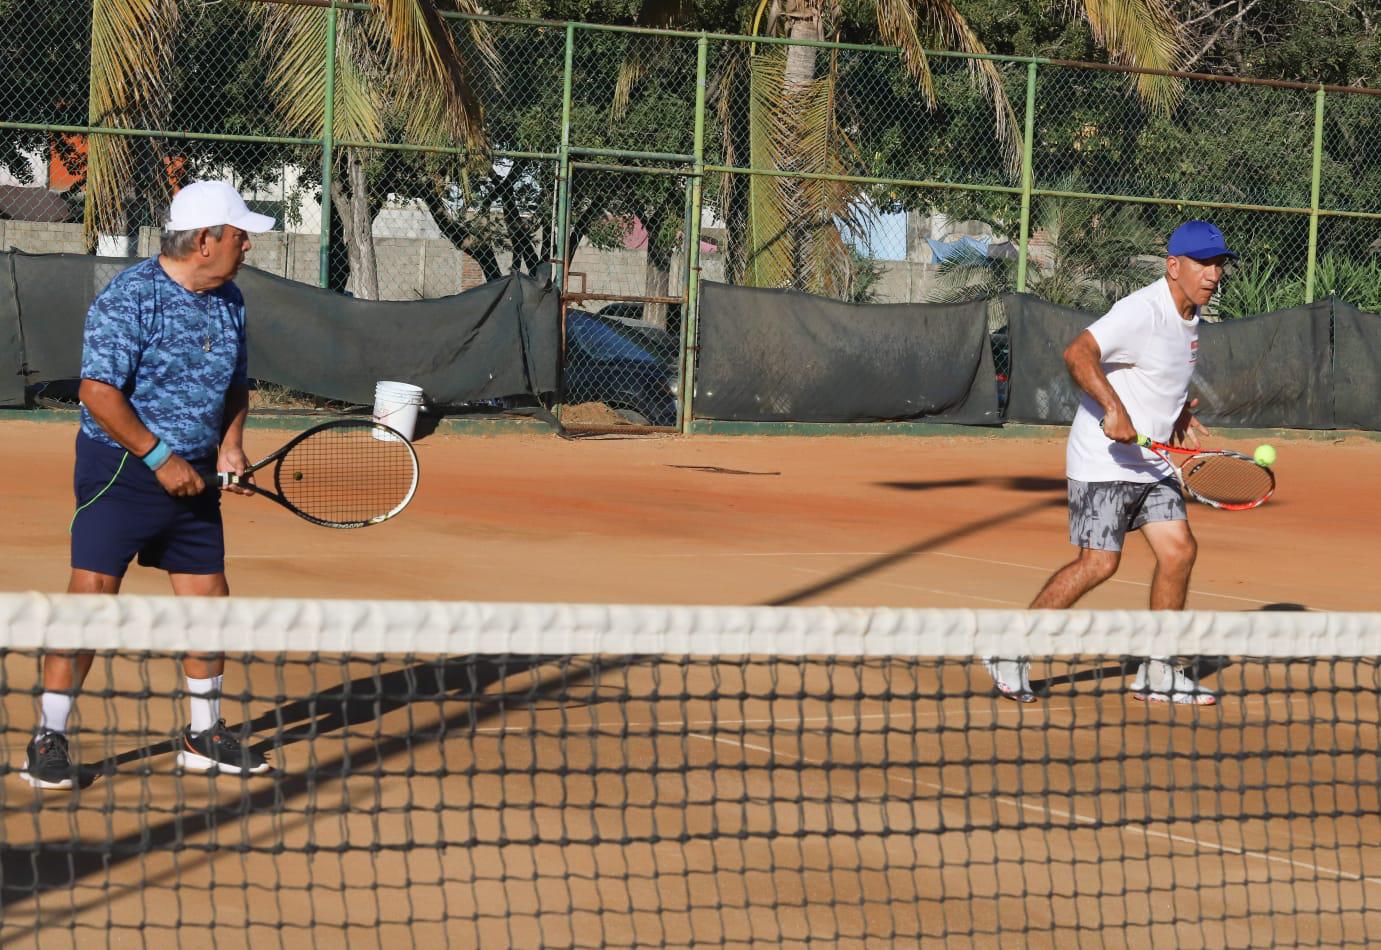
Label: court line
xmin=696 ymin=732 xmax=1381 ymax=889
xmin=463 ymin=697 xmax=1381 ymax=882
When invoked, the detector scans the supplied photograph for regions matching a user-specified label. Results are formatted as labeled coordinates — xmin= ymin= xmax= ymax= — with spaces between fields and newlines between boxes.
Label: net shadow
xmin=0 ymin=652 xmax=644 ymax=927
xmin=765 ymin=496 xmax=1065 ymax=606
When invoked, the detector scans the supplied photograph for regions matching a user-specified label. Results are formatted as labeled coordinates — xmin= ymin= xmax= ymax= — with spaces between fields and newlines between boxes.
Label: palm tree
xmin=84 ymin=0 xmax=179 ymax=255
xmin=84 ymin=0 xmax=492 ymax=299
xmin=928 ymin=185 xmax=1165 ymax=320
xmin=623 ymin=0 xmax=1184 ymax=298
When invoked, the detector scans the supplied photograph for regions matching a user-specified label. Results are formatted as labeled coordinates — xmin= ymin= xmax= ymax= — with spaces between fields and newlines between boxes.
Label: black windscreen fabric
xmin=235 ymin=267 xmax=559 ymax=406
xmin=8 ymin=252 xmax=142 ymax=391
xmin=1192 ymin=302 xmax=1333 ymax=429
xmin=1332 ymin=301 xmax=1381 ymax=430
xmin=0 ymin=254 xmax=24 ymax=405
xmin=694 ymin=282 xmax=999 ymax=424
xmin=1004 ymin=294 xmax=1090 ymax=425
xmin=0 ymin=251 xmax=560 ymax=408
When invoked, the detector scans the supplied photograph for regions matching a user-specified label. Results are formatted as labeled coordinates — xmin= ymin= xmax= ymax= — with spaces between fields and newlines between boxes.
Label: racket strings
xmin=278 ymin=426 xmax=417 ymax=524
xmin=1182 ymin=455 xmax=1274 ymax=507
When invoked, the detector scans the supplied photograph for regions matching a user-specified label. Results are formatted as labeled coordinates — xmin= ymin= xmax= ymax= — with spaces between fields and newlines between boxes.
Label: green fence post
xmin=679 ymin=35 xmax=708 ymax=435
xmin=553 ymin=23 xmax=576 ymax=291
xmin=1305 ymin=84 xmax=1326 ymax=304
xmin=1015 ymin=62 xmax=1038 ymax=293
xmin=317 ymin=1 xmax=338 ymax=289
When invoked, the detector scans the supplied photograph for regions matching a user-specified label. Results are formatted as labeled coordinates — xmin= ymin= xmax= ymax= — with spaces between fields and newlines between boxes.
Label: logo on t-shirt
xmin=1189 ymin=338 xmax=1199 ymax=365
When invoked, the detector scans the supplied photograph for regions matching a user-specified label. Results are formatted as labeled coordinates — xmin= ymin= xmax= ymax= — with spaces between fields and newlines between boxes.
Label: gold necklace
xmin=203 ymin=297 xmax=215 ymax=352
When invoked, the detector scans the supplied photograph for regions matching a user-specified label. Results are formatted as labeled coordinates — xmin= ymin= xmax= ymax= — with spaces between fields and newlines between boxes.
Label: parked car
xmin=564 ymin=309 xmax=679 ymax=426
xmin=596 ymin=302 xmax=683 ymax=346
xmin=990 ymin=325 xmax=1011 ymax=408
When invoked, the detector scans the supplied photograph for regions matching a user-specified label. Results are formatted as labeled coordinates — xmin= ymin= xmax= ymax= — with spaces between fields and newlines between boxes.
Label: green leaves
xmin=84 ymin=0 xmax=179 ymax=244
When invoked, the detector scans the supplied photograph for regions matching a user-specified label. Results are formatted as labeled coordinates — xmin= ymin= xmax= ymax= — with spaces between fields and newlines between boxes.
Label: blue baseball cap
xmin=1167 ymin=220 xmax=1238 ymax=260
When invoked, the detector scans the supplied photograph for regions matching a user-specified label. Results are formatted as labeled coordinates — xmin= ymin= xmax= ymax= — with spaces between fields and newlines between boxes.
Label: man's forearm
xmin=1069 ymin=358 xmax=1122 ymax=415
xmin=1065 ymin=335 xmax=1124 ymax=417
xmin=79 ymin=379 xmax=159 ymax=457
xmin=220 ymin=384 xmax=249 ymax=450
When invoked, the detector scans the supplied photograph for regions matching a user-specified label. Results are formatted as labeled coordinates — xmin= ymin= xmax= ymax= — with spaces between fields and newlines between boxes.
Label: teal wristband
xmin=142 ymin=439 xmax=172 ymax=470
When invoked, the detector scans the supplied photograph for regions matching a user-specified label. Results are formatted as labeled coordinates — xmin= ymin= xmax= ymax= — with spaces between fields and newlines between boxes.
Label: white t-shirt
xmin=1066 ymin=278 xmax=1198 ymax=483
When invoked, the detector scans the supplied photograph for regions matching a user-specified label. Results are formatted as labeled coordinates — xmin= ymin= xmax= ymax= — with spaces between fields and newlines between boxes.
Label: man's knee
xmin=67 ymin=569 xmax=121 ymax=594
xmin=170 ymin=572 xmax=230 ymax=597
xmin=1157 ymin=532 xmax=1198 ymax=571
xmin=1079 ymin=548 xmax=1122 ymax=583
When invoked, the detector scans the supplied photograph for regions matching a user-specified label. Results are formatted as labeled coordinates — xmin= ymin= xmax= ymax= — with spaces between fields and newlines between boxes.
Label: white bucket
xmin=372 ymin=380 xmax=424 ymax=441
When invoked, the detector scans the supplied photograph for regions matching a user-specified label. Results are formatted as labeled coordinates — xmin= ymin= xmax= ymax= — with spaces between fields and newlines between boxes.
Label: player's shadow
xmin=0 ymin=652 xmax=636 ymax=928
xmin=1026 ymin=656 xmax=1235 ymax=695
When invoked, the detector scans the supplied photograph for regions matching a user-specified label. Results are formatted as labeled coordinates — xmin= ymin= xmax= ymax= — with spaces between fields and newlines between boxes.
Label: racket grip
xmin=218 ymin=472 xmax=235 ymax=489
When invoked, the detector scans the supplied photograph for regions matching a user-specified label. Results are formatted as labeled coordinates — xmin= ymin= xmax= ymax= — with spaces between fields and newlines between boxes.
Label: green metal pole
xmin=1015 ymin=61 xmax=1038 ymax=293
xmin=317 ymin=1 xmax=338 ymax=289
xmin=553 ymin=23 xmax=576 ymax=291
xmin=679 ymin=35 xmax=708 ymax=434
xmin=1305 ymin=85 xmax=1326 ymax=303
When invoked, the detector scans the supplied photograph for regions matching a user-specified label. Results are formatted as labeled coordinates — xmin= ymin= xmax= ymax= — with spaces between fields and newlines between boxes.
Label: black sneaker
xmin=176 ymin=720 xmax=271 ymax=775
xmin=21 ymin=731 xmax=76 ymax=789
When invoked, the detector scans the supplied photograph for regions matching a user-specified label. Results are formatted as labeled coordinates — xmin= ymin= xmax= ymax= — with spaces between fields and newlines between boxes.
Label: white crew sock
xmin=39 ymin=692 xmax=73 ymax=736
xmin=186 ymin=675 xmax=223 ymax=735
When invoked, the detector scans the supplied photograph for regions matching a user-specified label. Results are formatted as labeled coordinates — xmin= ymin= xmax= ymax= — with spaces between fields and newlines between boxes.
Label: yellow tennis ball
xmin=1253 ymin=444 xmax=1276 ymax=467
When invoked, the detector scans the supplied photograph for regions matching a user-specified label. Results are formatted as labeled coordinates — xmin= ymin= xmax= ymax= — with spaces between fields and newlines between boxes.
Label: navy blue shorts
xmin=70 ymin=432 xmax=224 ymax=577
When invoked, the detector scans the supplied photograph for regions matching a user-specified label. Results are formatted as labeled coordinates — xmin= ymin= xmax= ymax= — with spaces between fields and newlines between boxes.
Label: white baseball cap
xmin=166 ymin=180 xmax=275 ymax=233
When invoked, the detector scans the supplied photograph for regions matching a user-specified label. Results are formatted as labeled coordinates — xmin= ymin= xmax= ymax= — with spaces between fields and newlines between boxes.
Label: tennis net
xmin=2 ymin=593 xmax=1381 ymax=945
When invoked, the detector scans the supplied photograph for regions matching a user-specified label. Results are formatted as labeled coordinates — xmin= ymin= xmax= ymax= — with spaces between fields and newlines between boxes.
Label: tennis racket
xmin=1131 ymin=433 xmax=1275 ymax=511
xmin=220 ymin=420 xmax=420 ymax=528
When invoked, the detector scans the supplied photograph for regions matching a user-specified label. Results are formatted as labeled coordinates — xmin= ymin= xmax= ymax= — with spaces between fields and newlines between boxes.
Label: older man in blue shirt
xmin=22 ymin=181 xmax=274 ymax=788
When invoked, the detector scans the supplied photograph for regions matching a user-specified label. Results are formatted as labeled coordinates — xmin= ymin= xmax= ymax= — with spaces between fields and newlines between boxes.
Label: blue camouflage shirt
xmin=80 ymin=257 xmax=248 ymax=461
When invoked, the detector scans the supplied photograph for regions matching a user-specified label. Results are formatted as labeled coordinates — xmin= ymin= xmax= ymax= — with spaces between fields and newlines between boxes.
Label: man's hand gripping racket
xmin=219 ymin=419 xmax=420 ymax=528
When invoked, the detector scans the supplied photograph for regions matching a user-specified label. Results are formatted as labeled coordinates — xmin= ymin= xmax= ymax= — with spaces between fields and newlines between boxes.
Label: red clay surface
xmin=4 ymin=419 xmax=1377 ymax=609
xmin=2 ymin=418 xmax=1380 ymax=946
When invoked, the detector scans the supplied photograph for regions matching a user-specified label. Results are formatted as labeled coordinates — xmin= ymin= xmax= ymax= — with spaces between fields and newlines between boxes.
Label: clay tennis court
xmin=3 ymin=418 xmax=1380 ymax=945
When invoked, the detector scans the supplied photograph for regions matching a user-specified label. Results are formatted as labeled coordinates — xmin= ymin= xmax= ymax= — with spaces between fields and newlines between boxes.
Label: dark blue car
xmin=563 ymin=310 xmax=679 ymax=427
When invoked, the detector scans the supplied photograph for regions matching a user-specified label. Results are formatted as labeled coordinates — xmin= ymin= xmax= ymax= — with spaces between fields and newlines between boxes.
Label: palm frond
xmin=872 ymin=0 xmax=937 ymax=108
xmin=1073 ymin=0 xmax=1184 ymax=113
xmin=84 ymin=0 xmax=179 ymax=244
xmin=613 ymin=0 xmax=689 ymax=119
xmin=366 ymin=0 xmax=487 ymax=150
xmin=744 ymin=49 xmax=798 ymax=288
xmin=929 ymin=244 xmax=1013 ymax=303
xmin=889 ymin=0 xmax=1021 ymax=173
xmin=259 ymin=5 xmax=383 ymax=143
xmin=793 ymin=51 xmax=873 ymax=296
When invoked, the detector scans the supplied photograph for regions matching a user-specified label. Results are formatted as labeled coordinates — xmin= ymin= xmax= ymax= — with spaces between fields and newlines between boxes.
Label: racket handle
xmin=218 ymin=472 xmax=236 ymax=490
xmin=1100 ymin=417 xmax=1155 ymax=448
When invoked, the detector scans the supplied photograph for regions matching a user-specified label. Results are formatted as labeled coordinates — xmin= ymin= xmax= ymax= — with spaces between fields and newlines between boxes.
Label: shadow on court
xmin=1026 ymin=656 xmax=1235 ymax=695
xmin=876 ymin=476 xmax=1066 ymax=493
xmin=765 ymin=495 xmax=1065 ymax=607
xmin=0 ymin=653 xmax=636 ymax=930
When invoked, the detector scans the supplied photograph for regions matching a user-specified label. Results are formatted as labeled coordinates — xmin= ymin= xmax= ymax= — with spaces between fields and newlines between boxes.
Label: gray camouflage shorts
xmin=1067 ymin=478 xmax=1186 ymax=551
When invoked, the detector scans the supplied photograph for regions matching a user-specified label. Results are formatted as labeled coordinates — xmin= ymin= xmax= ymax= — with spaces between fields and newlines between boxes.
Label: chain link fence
xmin=4 ymin=3 xmax=1381 ymax=425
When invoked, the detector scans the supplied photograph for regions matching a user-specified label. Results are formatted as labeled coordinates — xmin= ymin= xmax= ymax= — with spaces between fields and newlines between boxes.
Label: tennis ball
xmin=1253 ymin=444 xmax=1276 ymax=467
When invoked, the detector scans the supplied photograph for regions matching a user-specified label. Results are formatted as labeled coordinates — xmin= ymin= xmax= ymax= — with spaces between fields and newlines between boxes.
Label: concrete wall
xmin=3 ymin=221 xmax=952 ymax=304
xmin=0 ymin=220 xmax=88 ymax=255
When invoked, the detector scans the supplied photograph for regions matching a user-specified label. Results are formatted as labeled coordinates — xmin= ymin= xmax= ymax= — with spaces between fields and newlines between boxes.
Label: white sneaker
xmin=983 ymin=657 xmax=1035 ymax=703
xmin=1131 ymin=659 xmax=1217 ymax=706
